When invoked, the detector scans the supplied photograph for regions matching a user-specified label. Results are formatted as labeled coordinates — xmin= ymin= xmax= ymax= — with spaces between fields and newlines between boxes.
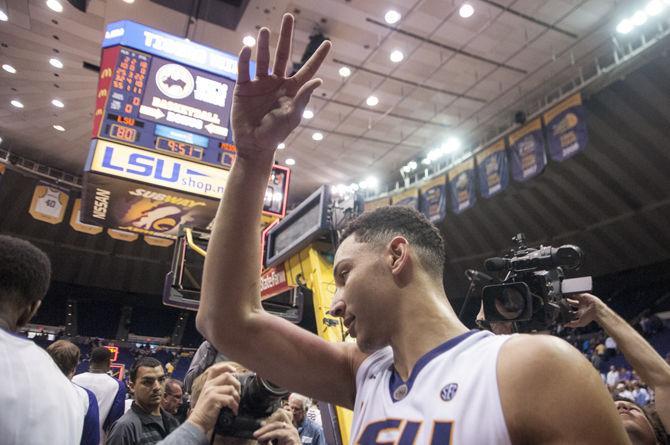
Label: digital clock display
xmin=155 ymin=137 xmax=204 ymax=160
xmin=109 ymin=123 xmax=138 ymax=143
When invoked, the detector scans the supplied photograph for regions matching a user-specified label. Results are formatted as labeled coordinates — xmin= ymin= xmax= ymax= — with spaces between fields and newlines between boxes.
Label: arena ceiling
xmin=0 ymin=0 xmax=651 ymax=200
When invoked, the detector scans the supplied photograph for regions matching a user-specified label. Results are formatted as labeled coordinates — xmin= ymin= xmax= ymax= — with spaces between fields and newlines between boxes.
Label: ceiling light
xmin=645 ymin=0 xmax=665 ymax=15
xmin=2 ymin=64 xmax=16 ymax=74
xmin=421 ymin=158 xmax=431 ymax=165
xmin=359 ymin=176 xmax=379 ymax=190
xmin=10 ymin=100 xmax=24 ymax=108
xmin=0 ymin=136 xmax=3 ymax=144
xmin=408 ymin=161 xmax=417 ymax=170
xmin=122 ymin=0 xmax=135 ymax=3
xmin=459 ymin=3 xmax=475 ymax=18
xmin=442 ymin=137 xmax=461 ymax=154
xmin=46 ymin=0 xmax=64 ymax=13
xmin=303 ymin=109 xmax=314 ymax=119
xmin=285 ymin=158 xmax=295 ymax=166
xmin=631 ymin=10 xmax=648 ymax=26
xmin=312 ymin=132 xmax=323 ymax=141
xmin=338 ymin=66 xmax=352 ymax=77
xmin=277 ymin=143 xmax=286 ymax=150
xmin=384 ymin=10 xmax=401 ymax=24
xmin=51 ymin=99 xmax=64 ymax=108
xmin=616 ymin=18 xmax=634 ymax=34
xmin=53 ymin=124 xmax=65 ymax=132
xmin=0 ymin=10 xmax=8 ymax=21
xmin=366 ymin=95 xmax=379 ymax=106
xmin=390 ymin=50 xmax=404 ymax=63
xmin=242 ymin=35 xmax=256 ymax=47
xmin=49 ymin=58 xmax=63 ymax=69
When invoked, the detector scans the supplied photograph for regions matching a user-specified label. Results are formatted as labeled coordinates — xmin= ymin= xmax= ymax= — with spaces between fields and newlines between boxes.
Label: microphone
xmin=485 ymin=257 xmax=509 ymax=272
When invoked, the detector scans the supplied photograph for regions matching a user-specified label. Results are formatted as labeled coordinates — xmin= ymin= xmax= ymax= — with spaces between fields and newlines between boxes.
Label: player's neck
xmin=390 ymin=287 xmax=468 ymax=381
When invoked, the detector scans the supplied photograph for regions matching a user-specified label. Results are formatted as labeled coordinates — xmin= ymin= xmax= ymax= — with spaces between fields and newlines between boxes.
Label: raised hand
xmin=232 ymin=14 xmax=331 ymax=160
xmin=187 ymin=363 xmax=241 ymax=435
xmin=565 ymin=293 xmax=603 ymax=328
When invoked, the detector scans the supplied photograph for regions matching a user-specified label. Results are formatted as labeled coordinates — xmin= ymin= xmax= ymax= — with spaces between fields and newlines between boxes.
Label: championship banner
xmin=419 ymin=175 xmax=447 ymax=223
xmin=29 ymin=182 xmax=70 ymax=224
xmin=391 ymin=187 xmax=419 ymax=209
xmin=144 ymin=236 xmax=174 ymax=247
xmin=508 ymin=118 xmax=546 ymax=182
xmin=69 ymin=198 xmax=104 ymax=235
xmin=364 ymin=196 xmax=389 ymax=212
xmin=107 ymin=229 xmax=139 ymax=242
xmin=448 ymin=158 xmax=476 ymax=214
xmin=475 ymin=139 xmax=509 ymax=198
xmin=543 ymin=93 xmax=588 ymax=161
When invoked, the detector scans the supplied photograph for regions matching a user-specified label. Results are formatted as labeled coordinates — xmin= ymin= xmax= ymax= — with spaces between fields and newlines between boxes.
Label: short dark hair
xmin=165 ymin=378 xmax=183 ymax=395
xmin=130 ymin=357 xmax=162 ymax=382
xmin=340 ymin=206 xmax=445 ymax=277
xmin=47 ymin=340 xmax=81 ymax=376
xmin=90 ymin=346 xmax=112 ymax=365
xmin=0 ymin=235 xmax=51 ymax=309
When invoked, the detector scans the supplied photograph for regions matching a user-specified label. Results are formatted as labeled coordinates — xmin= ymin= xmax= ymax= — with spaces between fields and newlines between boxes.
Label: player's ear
xmin=388 ymin=236 xmax=410 ymax=277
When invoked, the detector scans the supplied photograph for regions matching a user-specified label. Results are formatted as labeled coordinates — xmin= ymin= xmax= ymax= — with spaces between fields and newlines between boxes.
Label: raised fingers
xmin=256 ymin=28 xmax=271 ymax=77
xmin=291 ymin=40 xmax=331 ymax=87
xmin=272 ymin=14 xmax=294 ymax=77
xmin=254 ymin=421 xmax=294 ymax=441
xmin=237 ymin=46 xmax=251 ymax=84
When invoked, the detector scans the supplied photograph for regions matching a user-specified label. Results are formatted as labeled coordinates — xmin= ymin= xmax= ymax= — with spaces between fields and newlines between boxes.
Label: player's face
xmin=330 ymin=236 xmax=395 ymax=353
xmin=615 ymin=400 xmax=657 ymax=445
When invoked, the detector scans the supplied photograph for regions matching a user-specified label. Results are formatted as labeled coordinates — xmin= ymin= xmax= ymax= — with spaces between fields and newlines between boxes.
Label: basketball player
xmin=197 ymin=14 xmax=630 ymax=444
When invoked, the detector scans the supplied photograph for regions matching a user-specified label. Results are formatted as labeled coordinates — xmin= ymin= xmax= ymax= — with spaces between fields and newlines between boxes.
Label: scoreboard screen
xmin=93 ymin=21 xmax=255 ymax=169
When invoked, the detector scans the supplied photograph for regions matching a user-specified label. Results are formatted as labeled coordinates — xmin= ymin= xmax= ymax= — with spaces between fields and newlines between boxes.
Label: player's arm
xmin=567 ymin=293 xmax=670 ymax=430
xmin=196 ymin=14 xmax=363 ymax=409
xmin=498 ymin=335 xmax=631 ymax=445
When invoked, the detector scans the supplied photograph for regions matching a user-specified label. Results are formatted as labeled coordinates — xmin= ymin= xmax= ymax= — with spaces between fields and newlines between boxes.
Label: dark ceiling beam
xmin=366 ymin=18 xmax=527 ymax=75
xmin=332 ymin=57 xmax=487 ymax=103
xmin=479 ymin=0 xmax=578 ymax=39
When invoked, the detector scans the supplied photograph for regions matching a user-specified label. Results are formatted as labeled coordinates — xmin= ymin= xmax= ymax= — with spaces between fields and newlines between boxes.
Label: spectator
xmin=288 ymin=394 xmax=325 ymax=445
xmin=608 ymin=365 xmax=622 ymax=389
xmin=622 ymin=367 xmax=634 ymax=382
xmin=184 ymin=340 xmax=228 ymax=393
xmin=161 ymin=379 xmax=184 ymax=417
xmin=0 ymin=235 xmax=90 ymax=445
xmin=107 ymin=357 xmax=179 ymax=445
xmin=165 ymin=361 xmax=175 ymax=377
xmin=306 ymin=399 xmax=322 ymax=427
xmin=47 ymin=340 xmax=101 ymax=445
xmin=634 ymin=382 xmax=652 ymax=407
xmin=617 ymin=382 xmax=635 ymax=402
xmin=596 ymin=341 xmax=607 ymax=357
xmin=73 ymin=346 xmax=126 ymax=444
xmin=607 ymin=335 xmax=619 ymax=358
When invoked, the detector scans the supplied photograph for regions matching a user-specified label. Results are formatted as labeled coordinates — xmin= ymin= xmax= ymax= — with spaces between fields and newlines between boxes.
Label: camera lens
xmin=494 ymin=287 xmax=526 ymax=320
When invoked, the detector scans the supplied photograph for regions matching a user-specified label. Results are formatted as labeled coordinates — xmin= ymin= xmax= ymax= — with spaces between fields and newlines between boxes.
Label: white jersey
xmin=351 ymin=330 xmax=512 ymax=445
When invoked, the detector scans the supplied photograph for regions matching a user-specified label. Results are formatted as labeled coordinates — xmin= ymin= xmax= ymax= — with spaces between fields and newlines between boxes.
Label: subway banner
xmin=508 ymin=118 xmax=546 ymax=182
xmin=391 ymin=187 xmax=419 ymax=209
xmin=475 ymin=139 xmax=509 ymax=198
xmin=419 ymin=175 xmax=447 ymax=223
xmin=364 ymin=196 xmax=389 ymax=212
xmin=543 ymin=93 xmax=588 ymax=161
xmin=81 ymin=139 xmax=289 ymax=237
xmin=448 ymin=158 xmax=476 ymax=214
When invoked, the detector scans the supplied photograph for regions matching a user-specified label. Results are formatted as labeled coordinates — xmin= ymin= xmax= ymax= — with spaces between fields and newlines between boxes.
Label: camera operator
xmin=158 ymin=362 xmax=300 ymax=445
xmin=567 ymin=293 xmax=670 ymax=434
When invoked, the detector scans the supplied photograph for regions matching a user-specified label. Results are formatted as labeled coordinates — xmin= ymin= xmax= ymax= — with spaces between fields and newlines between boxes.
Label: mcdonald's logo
xmin=97 ymin=89 xmax=108 ymax=98
xmin=101 ymin=68 xmax=113 ymax=78
xmin=95 ymin=108 xmax=103 ymax=116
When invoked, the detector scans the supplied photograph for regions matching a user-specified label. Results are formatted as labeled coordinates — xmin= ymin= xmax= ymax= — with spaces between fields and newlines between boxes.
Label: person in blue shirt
xmin=288 ymin=394 xmax=325 ymax=445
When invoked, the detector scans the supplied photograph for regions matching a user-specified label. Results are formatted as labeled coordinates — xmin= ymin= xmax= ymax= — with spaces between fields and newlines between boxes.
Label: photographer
xmin=567 ymin=293 xmax=670 ymax=433
xmin=158 ymin=362 xmax=300 ymax=445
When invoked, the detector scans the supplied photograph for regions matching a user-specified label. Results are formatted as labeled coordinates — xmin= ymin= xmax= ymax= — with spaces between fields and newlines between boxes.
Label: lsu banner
xmin=391 ymin=187 xmax=419 ymax=209
xmin=448 ymin=158 xmax=476 ymax=214
xmin=70 ymin=198 xmax=103 ymax=235
xmin=29 ymin=182 xmax=70 ymax=224
xmin=419 ymin=175 xmax=447 ymax=223
xmin=508 ymin=118 xmax=546 ymax=182
xmin=543 ymin=93 xmax=588 ymax=161
xmin=364 ymin=196 xmax=389 ymax=212
xmin=476 ymin=139 xmax=509 ymax=198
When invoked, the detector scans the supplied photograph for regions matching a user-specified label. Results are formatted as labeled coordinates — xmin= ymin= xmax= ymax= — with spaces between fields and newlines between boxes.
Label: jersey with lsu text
xmin=351 ymin=330 xmax=513 ymax=445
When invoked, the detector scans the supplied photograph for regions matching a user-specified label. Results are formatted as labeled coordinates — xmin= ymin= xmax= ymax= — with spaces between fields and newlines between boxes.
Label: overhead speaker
xmin=65 ymin=0 xmax=88 ymax=12
xmin=514 ymin=110 xmax=527 ymax=125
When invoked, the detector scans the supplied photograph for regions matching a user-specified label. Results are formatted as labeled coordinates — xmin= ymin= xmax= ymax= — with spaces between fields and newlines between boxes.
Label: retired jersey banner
xmin=364 ymin=196 xmax=389 ymax=212
xmin=508 ymin=118 xmax=546 ymax=182
xmin=448 ymin=158 xmax=476 ymax=214
xmin=144 ymin=236 xmax=174 ymax=247
xmin=476 ymin=139 xmax=509 ymax=198
xmin=29 ymin=182 xmax=70 ymax=224
xmin=391 ymin=187 xmax=419 ymax=210
xmin=543 ymin=93 xmax=588 ymax=161
xmin=70 ymin=198 xmax=103 ymax=235
xmin=419 ymin=175 xmax=447 ymax=223
xmin=107 ymin=229 xmax=138 ymax=242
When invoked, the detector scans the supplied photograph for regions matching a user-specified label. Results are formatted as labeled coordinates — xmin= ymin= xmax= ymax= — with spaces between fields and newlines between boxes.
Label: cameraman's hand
xmin=565 ymin=293 xmax=605 ymax=328
xmin=187 ymin=363 xmax=241 ymax=435
xmin=232 ymin=13 xmax=330 ymax=161
xmin=253 ymin=421 xmax=301 ymax=445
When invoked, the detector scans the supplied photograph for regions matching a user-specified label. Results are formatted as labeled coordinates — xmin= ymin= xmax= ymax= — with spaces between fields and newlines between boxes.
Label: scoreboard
xmin=82 ymin=22 xmax=289 ymax=239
